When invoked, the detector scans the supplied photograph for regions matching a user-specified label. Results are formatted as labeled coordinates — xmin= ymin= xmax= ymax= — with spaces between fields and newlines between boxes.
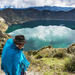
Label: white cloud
xmin=9 ymin=25 xmax=75 ymax=49
xmin=0 ymin=0 xmax=75 ymax=8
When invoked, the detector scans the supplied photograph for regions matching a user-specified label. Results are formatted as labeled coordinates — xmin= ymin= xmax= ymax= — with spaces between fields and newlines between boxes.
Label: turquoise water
xmin=6 ymin=20 xmax=75 ymax=33
xmin=6 ymin=20 xmax=75 ymax=50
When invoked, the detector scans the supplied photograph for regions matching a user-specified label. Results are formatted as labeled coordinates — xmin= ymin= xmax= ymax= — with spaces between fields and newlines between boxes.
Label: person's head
xmin=14 ymin=35 xmax=26 ymax=49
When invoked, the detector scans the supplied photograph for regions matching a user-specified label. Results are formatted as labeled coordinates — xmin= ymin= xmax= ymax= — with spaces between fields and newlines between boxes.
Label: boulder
xmin=67 ymin=44 xmax=75 ymax=54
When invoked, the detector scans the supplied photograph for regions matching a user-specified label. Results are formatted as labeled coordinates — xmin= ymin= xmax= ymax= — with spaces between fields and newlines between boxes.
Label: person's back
xmin=1 ymin=35 xmax=30 ymax=75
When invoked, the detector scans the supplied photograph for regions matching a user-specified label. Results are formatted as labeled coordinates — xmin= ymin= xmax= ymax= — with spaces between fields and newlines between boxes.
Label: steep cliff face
xmin=0 ymin=17 xmax=10 ymax=55
xmin=0 ymin=8 xmax=75 ymax=26
xmin=0 ymin=17 xmax=8 ymax=32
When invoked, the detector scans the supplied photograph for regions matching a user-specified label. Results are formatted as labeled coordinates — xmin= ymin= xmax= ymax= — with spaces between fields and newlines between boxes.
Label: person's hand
xmin=1 ymin=63 xmax=4 ymax=70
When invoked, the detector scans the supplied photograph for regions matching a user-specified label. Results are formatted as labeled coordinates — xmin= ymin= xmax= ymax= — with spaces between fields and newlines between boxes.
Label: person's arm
xmin=21 ymin=52 xmax=30 ymax=70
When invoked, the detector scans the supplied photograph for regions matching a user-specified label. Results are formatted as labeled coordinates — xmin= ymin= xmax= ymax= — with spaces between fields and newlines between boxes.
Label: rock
xmin=0 ymin=17 xmax=8 ymax=32
xmin=40 ymin=45 xmax=53 ymax=50
xmin=0 ymin=17 xmax=10 ymax=55
xmin=0 ymin=17 xmax=5 ymax=23
xmin=67 ymin=43 xmax=75 ymax=54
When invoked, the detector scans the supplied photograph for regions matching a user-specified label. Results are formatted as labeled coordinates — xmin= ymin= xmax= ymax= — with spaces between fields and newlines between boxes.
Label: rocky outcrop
xmin=0 ymin=17 xmax=8 ymax=32
xmin=0 ymin=17 xmax=10 ymax=55
xmin=0 ymin=8 xmax=75 ymax=25
xmin=26 ymin=44 xmax=75 ymax=59
xmin=67 ymin=44 xmax=75 ymax=54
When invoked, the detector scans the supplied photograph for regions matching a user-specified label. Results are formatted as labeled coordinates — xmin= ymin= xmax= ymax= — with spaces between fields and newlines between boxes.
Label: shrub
xmin=65 ymin=55 xmax=75 ymax=72
xmin=27 ymin=50 xmax=39 ymax=56
xmin=67 ymin=44 xmax=75 ymax=55
xmin=35 ymin=54 xmax=43 ymax=59
xmin=35 ymin=48 xmax=53 ymax=58
xmin=34 ymin=48 xmax=67 ymax=59
xmin=53 ymin=49 xmax=66 ymax=58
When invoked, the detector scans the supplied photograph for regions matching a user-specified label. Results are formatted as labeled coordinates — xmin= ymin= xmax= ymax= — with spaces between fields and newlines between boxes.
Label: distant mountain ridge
xmin=30 ymin=6 xmax=74 ymax=11
xmin=0 ymin=6 xmax=74 ymax=11
xmin=0 ymin=8 xmax=75 ymax=25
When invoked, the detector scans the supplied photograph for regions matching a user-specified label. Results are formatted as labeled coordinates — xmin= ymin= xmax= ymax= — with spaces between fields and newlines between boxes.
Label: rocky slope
xmin=0 ymin=8 xmax=75 ymax=25
xmin=23 ymin=44 xmax=75 ymax=75
xmin=0 ymin=17 xmax=10 ymax=55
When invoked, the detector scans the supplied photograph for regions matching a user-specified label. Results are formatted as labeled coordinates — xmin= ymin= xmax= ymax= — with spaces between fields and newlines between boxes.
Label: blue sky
xmin=0 ymin=0 xmax=75 ymax=8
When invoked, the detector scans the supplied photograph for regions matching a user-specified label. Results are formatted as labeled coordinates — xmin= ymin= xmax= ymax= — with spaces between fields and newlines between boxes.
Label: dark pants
xmin=21 ymin=69 xmax=26 ymax=75
xmin=21 ymin=72 xmax=26 ymax=75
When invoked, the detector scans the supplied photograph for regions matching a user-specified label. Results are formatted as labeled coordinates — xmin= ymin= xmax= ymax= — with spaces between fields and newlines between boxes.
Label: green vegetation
xmin=24 ymin=45 xmax=75 ymax=75
xmin=65 ymin=55 xmax=75 ymax=72
xmin=0 ymin=32 xmax=75 ymax=75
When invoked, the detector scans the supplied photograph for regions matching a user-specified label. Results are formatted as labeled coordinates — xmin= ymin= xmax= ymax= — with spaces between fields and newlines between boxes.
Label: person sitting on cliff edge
xmin=1 ymin=35 xmax=30 ymax=75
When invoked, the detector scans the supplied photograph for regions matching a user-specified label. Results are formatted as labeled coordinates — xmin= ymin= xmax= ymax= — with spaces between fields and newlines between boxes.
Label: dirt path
xmin=0 ymin=71 xmax=43 ymax=75
xmin=0 ymin=57 xmax=5 ymax=75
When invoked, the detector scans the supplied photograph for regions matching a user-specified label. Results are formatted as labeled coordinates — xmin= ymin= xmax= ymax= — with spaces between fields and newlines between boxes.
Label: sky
xmin=0 ymin=0 xmax=75 ymax=8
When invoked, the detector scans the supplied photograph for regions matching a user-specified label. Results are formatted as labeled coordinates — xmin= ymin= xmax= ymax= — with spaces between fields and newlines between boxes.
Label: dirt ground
xmin=0 ymin=57 xmax=74 ymax=75
xmin=0 ymin=57 xmax=5 ymax=75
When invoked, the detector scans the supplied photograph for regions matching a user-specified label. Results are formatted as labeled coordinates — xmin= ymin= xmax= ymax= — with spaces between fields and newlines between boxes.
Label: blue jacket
xmin=1 ymin=38 xmax=30 ymax=75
